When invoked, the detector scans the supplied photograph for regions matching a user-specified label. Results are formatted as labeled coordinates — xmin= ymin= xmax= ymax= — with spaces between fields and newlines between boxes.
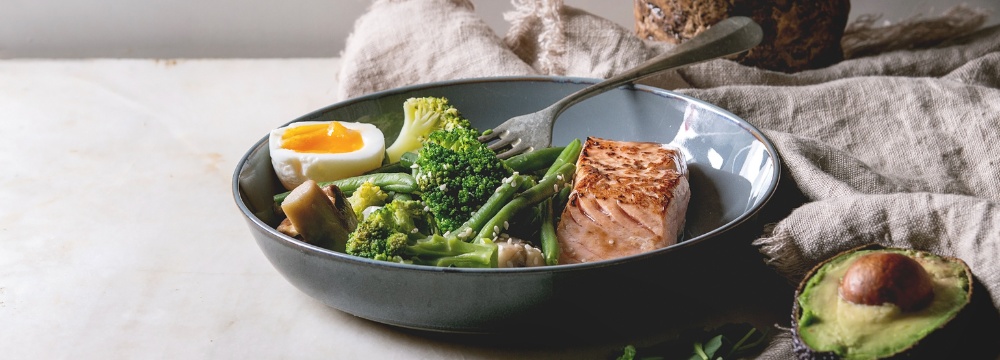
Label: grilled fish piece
xmin=556 ymin=137 xmax=690 ymax=264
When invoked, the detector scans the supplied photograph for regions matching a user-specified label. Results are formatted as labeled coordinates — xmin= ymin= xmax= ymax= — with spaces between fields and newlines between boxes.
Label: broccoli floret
xmin=407 ymin=235 xmax=497 ymax=268
xmin=346 ymin=199 xmax=496 ymax=267
xmin=414 ymin=127 xmax=513 ymax=233
xmin=346 ymin=199 xmax=433 ymax=261
xmin=346 ymin=181 xmax=389 ymax=220
xmin=385 ymin=97 xmax=472 ymax=163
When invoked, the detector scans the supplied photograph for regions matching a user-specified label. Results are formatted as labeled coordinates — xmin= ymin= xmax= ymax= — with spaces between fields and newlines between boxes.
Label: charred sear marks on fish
xmin=556 ymin=137 xmax=690 ymax=264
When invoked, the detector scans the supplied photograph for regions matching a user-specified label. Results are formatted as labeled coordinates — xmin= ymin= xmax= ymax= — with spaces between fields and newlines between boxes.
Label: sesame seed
xmin=503 ymin=221 xmax=509 ymax=230
xmin=410 ymin=164 xmax=419 ymax=169
xmin=439 ymin=184 xmax=447 ymax=191
xmin=494 ymin=225 xmax=500 ymax=234
xmin=411 ymin=228 xmax=419 ymax=233
xmin=553 ymin=184 xmax=559 ymax=192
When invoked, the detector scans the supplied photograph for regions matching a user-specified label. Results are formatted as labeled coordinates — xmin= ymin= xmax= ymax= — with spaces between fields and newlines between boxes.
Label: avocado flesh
xmin=796 ymin=249 xmax=970 ymax=359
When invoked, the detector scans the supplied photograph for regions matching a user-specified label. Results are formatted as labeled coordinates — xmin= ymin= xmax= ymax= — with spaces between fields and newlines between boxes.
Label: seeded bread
xmin=634 ymin=0 xmax=850 ymax=72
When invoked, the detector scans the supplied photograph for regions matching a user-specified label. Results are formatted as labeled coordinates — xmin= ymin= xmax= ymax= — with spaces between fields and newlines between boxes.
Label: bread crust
xmin=634 ymin=0 xmax=850 ymax=72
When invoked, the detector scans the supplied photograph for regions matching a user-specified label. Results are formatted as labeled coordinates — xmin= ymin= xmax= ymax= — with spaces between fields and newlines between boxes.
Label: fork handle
xmin=544 ymin=16 xmax=763 ymax=120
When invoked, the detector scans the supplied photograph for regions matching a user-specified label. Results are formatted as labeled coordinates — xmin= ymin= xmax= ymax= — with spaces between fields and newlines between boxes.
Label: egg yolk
xmin=281 ymin=121 xmax=364 ymax=153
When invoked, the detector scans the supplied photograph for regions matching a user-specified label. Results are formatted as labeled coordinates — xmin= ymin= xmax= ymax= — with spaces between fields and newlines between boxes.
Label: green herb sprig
xmin=615 ymin=323 xmax=769 ymax=360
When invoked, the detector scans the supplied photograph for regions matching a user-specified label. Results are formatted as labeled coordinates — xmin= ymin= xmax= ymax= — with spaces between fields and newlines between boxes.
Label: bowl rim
xmin=232 ymin=75 xmax=782 ymax=274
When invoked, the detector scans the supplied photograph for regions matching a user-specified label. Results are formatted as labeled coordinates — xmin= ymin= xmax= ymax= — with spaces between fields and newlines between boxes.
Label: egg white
xmin=269 ymin=121 xmax=385 ymax=190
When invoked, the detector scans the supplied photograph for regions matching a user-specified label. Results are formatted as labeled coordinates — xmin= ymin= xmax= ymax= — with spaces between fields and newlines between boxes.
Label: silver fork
xmin=479 ymin=16 xmax=764 ymax=159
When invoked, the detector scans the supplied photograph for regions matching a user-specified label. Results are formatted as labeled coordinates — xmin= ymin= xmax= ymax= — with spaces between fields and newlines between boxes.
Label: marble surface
xmin=1 ymin=59 xmax=790 ymax=359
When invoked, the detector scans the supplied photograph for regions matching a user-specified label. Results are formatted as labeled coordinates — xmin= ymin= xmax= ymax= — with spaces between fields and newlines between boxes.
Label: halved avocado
xmin=791 ymin=244 xmax=973 ymax=360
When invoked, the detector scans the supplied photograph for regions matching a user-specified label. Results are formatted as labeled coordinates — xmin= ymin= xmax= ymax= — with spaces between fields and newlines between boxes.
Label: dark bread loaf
xmin=634 ymin=0 xmax=850 ymax=72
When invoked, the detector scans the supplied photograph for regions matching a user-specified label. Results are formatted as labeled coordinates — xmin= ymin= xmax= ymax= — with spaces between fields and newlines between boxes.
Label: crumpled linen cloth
xmin=337 ymin=0 xmax=1000 ymax=357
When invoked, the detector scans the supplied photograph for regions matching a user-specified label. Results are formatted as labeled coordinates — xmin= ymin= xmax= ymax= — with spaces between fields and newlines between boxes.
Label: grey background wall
xmin=1 ymin=0 xmax=996 ymax=58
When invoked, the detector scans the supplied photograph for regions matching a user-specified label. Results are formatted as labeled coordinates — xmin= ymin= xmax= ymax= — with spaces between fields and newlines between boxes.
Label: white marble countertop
xmin=1 ymin=59 xmax=786 ymax=359
xmin=0 ymin=59 xmax=583 ymax=359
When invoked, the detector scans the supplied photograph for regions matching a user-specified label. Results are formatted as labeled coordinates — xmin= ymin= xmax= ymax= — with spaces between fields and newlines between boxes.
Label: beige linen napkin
xmin=338 ymin=0 xmax=999 ymax=358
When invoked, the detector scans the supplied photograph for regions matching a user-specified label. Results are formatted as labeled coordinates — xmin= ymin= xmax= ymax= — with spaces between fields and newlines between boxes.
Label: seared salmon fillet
xmin=556 ymin=137 xmax=690 ymax=264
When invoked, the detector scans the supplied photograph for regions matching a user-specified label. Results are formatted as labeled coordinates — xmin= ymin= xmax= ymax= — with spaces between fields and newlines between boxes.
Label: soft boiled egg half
xmin=269 ymin=121 xmax=385 ymax=190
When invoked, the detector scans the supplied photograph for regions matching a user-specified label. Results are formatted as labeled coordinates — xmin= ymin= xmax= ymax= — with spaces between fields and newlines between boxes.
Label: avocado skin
xmin=790 ymin=244 xmax=974 ymax=360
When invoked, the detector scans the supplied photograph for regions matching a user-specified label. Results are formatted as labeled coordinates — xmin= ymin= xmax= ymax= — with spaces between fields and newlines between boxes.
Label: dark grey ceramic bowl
xmin=233 ymin=76 xmax=781 ymax=334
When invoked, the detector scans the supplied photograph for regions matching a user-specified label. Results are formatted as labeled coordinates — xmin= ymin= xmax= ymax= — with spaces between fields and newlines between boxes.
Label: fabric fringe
xmin=842 ymin=4 xmax=990 ymax=59
xmin=503 ymin=0 xmax=567 ymax=75
xmin=752 ymin=231 xmax=811 ymax=285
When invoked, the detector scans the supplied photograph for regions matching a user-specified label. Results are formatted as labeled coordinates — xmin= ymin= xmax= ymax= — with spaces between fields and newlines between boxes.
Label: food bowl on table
xmin=233 ymin=76 xmax=782 ymax=334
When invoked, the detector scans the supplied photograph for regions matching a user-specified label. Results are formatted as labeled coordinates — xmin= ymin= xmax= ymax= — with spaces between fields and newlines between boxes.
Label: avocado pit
xmin=838 ymin=252 xmax=934 ymax=311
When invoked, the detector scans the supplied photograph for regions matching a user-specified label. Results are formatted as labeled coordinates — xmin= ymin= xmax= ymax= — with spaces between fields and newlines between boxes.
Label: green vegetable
xmin=614 ymin=323 xmax=768 ymax=360
xmin=544 ymin=138 xmax=582 ymax=178
xmin=400 ymin=151 xmax=419 ymax=168
xmin=273 ymin=173 xmax=417 ymax=206
xmin=391 ymin=193 xmax=413 ymax=202
xmin=617 ymin=345 xmax=637 ymax=360
xmin=445 ymin=173 xmax=527 ymax=242
xmin=406 ymin=235 xmax=497 ymax=268
xmin=503 ymin=146 xmax=565 ymax=173
xmin=345 ymin=199 xmax=435 ymax=261
xmin=346 ymin=181 xmax=389 ymax=220
xmin=474 ymin=142 xmax=578 ymax=243
xmin=476 ymin=162 xmax=574 ymax=242
xmin=385 ymin=97 xmax=472 ymax=163
xmin=539 ymin=197 xmax=560 ymax=266
xmin=536 ymin=141 xmax=579 ymax=263
xmin=792 ymin=246 xmax=973 ymax=359
xmin=554 ymin=186 xmax=571 ymax=214
xmin=415 ymin=126 xmax=512 ymax=233
xmin=687 ymin=326 xmax=766 ymax=360
xmin=363 ymin=161 xmax=408 ymax=175
xmin=345 ymin=199 xmax=496 ymax=267
xmin=363 ymin=151 xmax=421 ymax=175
